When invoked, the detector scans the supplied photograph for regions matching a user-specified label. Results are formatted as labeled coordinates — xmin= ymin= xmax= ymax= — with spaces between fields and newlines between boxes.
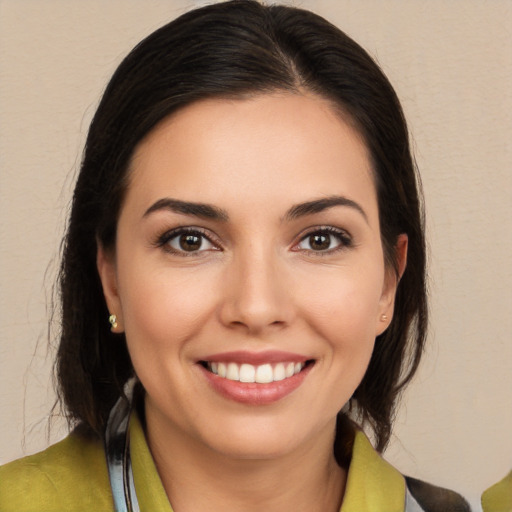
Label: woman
xmin=0 ymin=1 xmax=471 ymax=510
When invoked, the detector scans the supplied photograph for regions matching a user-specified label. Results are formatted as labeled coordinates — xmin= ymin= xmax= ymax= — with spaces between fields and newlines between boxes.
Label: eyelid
xmin=291 ymin=225 xmax=353 ymax=254
xmin=154 ymin=226 xmax=222 ymax=255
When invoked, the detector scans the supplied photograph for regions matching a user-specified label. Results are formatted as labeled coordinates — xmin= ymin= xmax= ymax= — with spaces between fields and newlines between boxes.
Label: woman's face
xmin=98 ymin=93 xmax=403 ymax=460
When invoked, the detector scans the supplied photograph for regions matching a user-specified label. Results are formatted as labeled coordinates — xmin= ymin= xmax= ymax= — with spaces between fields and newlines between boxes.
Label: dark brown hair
xmin=56 ymin=0 xmax=427 ymax=453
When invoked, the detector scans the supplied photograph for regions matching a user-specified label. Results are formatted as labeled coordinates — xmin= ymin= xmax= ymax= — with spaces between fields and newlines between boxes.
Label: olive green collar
xmin=340 ymin=430 xmax=405 ymax=511
xmin=130 ymin=412 xmax=173 ymax=511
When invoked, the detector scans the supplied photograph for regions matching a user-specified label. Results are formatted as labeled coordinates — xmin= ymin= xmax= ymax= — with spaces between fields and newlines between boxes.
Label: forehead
xmin=125 ymin=93 xmax=378 ymax=222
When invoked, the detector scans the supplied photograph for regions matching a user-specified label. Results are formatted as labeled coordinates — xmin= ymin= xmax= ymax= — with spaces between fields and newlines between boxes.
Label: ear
xmin=97 ymin=242 xmax=124 ymax=332
xmin=375 ymin=234 xmax=408 ymax=336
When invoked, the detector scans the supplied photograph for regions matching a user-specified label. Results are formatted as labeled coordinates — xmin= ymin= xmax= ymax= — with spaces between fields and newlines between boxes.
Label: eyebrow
xmin=285 ymin=195 xmax=368 ymax=223
xmin=143 ymin=195 xmax=368 ymax=224
xmin=143 ymin=198 xmax=229 ymax=221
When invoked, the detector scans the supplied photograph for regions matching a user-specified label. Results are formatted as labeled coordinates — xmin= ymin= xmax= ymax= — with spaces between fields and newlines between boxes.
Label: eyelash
xmin=154 ymin=227 xmax=221 ymax=256
xmin=293 ymin=226 xmax=353 ymax=256
xmin=154 ymin=225 xmax=353 ymax=256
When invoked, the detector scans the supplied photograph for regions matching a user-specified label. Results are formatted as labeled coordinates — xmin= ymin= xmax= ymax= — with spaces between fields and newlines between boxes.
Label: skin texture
xmin=97 ymin=93 xmax=406 ymax=512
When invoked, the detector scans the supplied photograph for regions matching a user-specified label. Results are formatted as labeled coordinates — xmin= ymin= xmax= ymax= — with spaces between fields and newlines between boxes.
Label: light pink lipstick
xmin=198 ymin=351 xmax=314 ymax=405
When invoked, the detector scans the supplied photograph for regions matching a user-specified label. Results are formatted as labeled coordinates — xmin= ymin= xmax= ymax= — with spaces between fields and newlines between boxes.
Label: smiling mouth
xmin=200 ymin=360 xmax=314 ymax=384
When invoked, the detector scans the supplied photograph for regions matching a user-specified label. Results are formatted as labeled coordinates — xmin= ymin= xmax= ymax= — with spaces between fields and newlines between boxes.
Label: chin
xmin=208 ymin=434 xmax=301 ymax=461
xmin=194 ymin=414 xmax=334 ymax=462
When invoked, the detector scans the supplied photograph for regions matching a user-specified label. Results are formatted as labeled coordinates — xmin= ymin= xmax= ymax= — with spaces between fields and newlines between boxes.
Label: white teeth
xmin=207 ymin=361 xmax=306 ymax=383
xmin=255 ymin=364 xmax=273 ymax=383
xmin=226 ymin=362 xmax=239 ymax=381
xmin=217 ymin=362 xmax=227 ymax=378
xmin=273 ymin=363 xmax=286 ymax=381
xmin=239 ymin=363 xmax=256 ymax=382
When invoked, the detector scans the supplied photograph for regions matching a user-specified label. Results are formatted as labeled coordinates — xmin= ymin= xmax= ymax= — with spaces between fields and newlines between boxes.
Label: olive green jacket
xmin=0 ymin=413 xmax=472 ymax=512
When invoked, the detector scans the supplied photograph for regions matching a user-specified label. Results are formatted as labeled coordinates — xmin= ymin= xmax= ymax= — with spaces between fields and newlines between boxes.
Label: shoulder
xmin=0 ymin=431 xmax=113 ymax=512
xmin=347 ymin=430 xmax=472 ymax=511
xmin=405 ymin=476 xmax=472 ymax=512
xmin=481 ymin=470 xmax=512 ymax=512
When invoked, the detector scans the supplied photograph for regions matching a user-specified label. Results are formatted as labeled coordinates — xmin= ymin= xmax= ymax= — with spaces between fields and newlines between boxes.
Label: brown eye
xmin=296 ymin=228 xmax=351 ymax=253
xmin=164 ymin=229 xmax=217 ymax=254
xmin=308 ymin=233 xmax=331 ymax=251
xmin=179 ymin=234 xmax=202 ymax=251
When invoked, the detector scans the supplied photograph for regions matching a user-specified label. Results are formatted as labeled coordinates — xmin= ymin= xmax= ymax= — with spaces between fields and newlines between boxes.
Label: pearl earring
xmin=109 ymin=314 xmax=118 ymax=330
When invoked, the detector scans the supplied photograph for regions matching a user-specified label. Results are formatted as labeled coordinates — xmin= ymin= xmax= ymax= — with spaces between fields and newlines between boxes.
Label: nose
xmin=218 ymin=246 xmax=294 ymax=334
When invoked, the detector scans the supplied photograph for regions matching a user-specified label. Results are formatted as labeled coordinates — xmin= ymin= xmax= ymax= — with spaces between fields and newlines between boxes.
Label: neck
xmin=145 ymin=403 xmax=346 ymax=512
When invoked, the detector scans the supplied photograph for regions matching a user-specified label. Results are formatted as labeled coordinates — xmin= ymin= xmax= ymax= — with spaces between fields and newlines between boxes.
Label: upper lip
xmin=198 ymin=350 xmax=310 ymax=365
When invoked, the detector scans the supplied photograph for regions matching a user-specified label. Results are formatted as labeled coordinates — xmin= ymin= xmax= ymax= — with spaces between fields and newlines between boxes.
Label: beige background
xmin=0 ymin=1 xmax=511 ymax=509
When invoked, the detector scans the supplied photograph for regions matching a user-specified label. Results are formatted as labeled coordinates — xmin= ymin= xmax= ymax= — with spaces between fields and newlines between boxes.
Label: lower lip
xmin=199 ymin=363 xmax=313 ymax=405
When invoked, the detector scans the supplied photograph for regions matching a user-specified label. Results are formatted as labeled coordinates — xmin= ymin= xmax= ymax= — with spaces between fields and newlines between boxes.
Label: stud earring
xmin=380 ymin=314 xmax=388 ymax=322
xmin=109 ymin=314 xmax=118 ymax=330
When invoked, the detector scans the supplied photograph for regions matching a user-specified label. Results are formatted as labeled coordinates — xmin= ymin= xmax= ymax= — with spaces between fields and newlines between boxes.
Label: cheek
xmin=117 ymin=263 xmax=220 ymax=357
xmin=298 ymin=263 xmax=384 ymax=336
xmin=294 ymin=260 xmax=383 ymax=379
